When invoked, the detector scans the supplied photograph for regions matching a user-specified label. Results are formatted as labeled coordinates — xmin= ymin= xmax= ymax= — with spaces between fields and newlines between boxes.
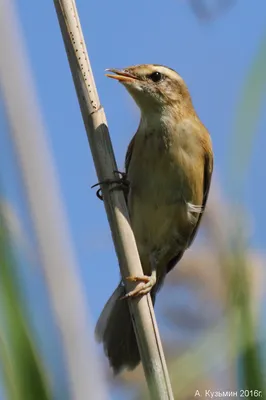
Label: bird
xmin=95 ymin=64 xmax=213 ymax=374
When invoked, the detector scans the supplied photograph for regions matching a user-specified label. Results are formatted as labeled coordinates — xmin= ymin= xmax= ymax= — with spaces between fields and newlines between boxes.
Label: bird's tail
xmin=95 ymin=282 xmax=156 ymax=373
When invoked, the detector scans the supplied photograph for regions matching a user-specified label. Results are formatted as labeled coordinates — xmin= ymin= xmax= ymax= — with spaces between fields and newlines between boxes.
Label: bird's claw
xmin=120 ymin=275 xmax=156 ymax=299
xmin=113 ymin=170 xmax=127 ymax=180
xmin=91 ymin=170 xmax=129 ymax=201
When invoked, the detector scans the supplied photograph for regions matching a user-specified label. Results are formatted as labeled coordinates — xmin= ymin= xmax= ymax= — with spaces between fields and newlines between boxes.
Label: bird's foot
xmin=91 ymin=170 xmax=129 ymax=200
xmin=121 ymin=275 xmax=156 ymax=299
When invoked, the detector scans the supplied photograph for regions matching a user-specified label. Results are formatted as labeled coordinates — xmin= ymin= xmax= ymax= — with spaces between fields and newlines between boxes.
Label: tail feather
xmin=95 ymin=282 xmax=140 ymax=373
xmin=95 ymin=283 xmax=124 ymax=343
xmin=96 ymin=281 xmax=158 ymax=373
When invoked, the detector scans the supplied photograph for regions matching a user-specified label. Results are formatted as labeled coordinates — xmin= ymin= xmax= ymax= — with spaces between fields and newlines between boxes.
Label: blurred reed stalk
xmin=0 ymin=0 xmax=107 ymax=398
xmin=0 ymin=200 xmax=51 ymax=400
xmin=53 ymin=0 xmax=174 ymax=398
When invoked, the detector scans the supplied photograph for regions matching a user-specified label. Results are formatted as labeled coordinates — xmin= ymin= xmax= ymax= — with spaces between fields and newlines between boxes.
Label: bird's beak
xmin=105 ymin=68 xmax=138 ymax=83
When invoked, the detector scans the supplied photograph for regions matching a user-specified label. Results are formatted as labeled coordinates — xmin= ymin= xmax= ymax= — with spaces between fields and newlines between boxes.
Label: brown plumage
xmin=95 ymin=64 xmax=213 ymax=373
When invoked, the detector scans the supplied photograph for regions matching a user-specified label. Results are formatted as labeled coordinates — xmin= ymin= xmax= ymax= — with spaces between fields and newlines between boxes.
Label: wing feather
xmin=167 ymin=147 xmax=213 ymax=273
xmin=125 ymin=134 xmax=136 ymax=174
xmin=187 ymin=150 xmax=213 ymax=247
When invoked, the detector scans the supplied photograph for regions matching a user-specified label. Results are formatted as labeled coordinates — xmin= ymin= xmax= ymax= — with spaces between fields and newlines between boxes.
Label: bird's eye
xmin=148 ymin=71 xmax=162 ymax=82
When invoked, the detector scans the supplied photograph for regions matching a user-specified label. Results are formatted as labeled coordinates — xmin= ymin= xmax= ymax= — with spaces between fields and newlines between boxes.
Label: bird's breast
xmin=127 ymin=120 xmax=204 ymax=262
xmin=128 ymin=122 xmax=204 ymax=205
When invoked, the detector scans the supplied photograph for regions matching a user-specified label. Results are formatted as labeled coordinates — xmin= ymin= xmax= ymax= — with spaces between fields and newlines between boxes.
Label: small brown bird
xmin=95 ymin=64 xmax=213 ymax=373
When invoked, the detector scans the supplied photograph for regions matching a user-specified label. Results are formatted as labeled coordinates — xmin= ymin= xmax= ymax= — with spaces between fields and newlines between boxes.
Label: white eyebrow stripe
xmin=153 ymin=66 xmax=182 ymax=81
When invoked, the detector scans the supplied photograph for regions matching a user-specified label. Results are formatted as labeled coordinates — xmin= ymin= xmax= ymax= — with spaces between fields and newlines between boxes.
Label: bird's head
xmin=106 ymin=64 xmax=193 ymax=116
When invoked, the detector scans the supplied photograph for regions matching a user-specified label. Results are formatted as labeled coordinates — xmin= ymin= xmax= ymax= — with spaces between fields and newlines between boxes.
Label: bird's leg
xmin=91 ymin=170 xmax=130 ymax=200
xmin=110 ymin=171 xmax=130 ymax=196
xmin=121 ymin=254 xmax=157 ymax=299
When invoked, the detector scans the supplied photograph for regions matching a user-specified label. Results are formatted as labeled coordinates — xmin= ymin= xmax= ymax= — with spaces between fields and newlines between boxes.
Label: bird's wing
xmin=167 ymin=146 xmax=213 ymax=273
xmin=125 ymin=134 xmax=136 ymax=174
xmin=122 ymin=134 xmax=136 ymax=205
xmin=187 ymin=148 xmax=213 ymax=247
